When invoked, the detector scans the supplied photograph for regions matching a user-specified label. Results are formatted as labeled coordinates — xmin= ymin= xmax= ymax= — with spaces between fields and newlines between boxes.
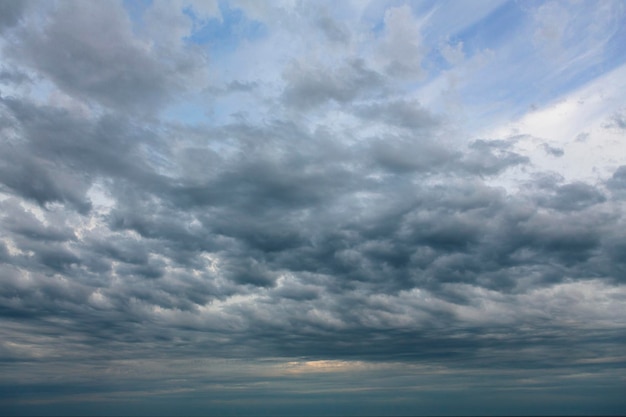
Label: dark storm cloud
xmin=88 ymin=237 xmax=149 ymax=266
xmin=0 ymin=95 xmax=170 ymax=211
xmin=0 ymin=151 xmax=92 ymax=213
xmin=1 ymin=78 xmax=624 ymax=368
xmin=0 ymin=88 xmax=612 ymax=300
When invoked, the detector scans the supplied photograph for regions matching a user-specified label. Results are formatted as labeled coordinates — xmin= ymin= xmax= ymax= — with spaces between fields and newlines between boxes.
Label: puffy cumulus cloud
xmin=282 ymin=58 xmax=386 ymax=110
xmin=1 ymin=1 xmax=626 ymax=415
xmin=3 ymin=1 xmax=208 ymax=113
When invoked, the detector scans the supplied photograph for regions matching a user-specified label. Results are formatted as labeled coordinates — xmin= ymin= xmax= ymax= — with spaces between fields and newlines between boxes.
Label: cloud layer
xmin=1 ymin=1 xmax=625 ymax=415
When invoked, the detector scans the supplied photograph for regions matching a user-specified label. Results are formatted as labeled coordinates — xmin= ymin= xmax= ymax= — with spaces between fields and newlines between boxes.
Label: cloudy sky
xmin=1 ymin=0 xmax=626 ymax=415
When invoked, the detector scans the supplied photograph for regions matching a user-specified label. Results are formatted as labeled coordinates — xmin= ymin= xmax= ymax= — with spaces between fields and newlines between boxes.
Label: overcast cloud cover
xmin=1 ymin=0 xmax=626 ymax=415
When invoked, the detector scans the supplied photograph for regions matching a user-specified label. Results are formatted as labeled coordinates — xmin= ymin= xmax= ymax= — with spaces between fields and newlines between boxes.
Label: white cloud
xmin=483 ymin=62 xmax=626 ymax=184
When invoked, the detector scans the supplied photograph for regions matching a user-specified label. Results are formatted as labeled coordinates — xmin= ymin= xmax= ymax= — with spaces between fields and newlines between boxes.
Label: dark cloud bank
xmin=0 ymin=2 xmax=625 ymax=416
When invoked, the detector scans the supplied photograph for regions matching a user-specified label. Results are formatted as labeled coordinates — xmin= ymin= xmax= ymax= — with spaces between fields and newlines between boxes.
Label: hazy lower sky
xmin=1 ymin=1 xmax=626 ymax=415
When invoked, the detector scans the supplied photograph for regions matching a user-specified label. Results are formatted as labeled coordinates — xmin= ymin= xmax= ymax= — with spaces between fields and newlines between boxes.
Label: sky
xmin=1 ymin=0 xmax=626 ymax=415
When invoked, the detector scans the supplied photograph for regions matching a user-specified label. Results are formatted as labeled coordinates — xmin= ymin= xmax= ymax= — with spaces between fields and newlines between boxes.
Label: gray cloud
xmin=608 ymin=165 xmax=626 ymax=185
xmin=1 ymin=1 xmax=625 ymax=415
xmin=316 ymin=14 xmax=350 ymax=44
xmin=0 ymin=0 xmax=28 ymax=32
xmin=355 ymin=99 xmax=438 ymax=130
xmin=0 ymin=66 xmax=31 ymax=85
xmin=282 ymin=59 xmax=386 ymax=109
xmin=605 ymin=109 xmax=626 ymax=130
xmin=5 ymin=2 xmax=206 ymax=113
xmin=0 ymin=152 xmax=92 ymax=214
xmin=542 ymin=143 xmax=564 ymax=156
xmin=461 ymin=139 xmax=530 ymax=176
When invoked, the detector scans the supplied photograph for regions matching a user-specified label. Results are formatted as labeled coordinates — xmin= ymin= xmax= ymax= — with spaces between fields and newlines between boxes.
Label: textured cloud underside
xmin=1 ymin=1 xmax=625 ymax=415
